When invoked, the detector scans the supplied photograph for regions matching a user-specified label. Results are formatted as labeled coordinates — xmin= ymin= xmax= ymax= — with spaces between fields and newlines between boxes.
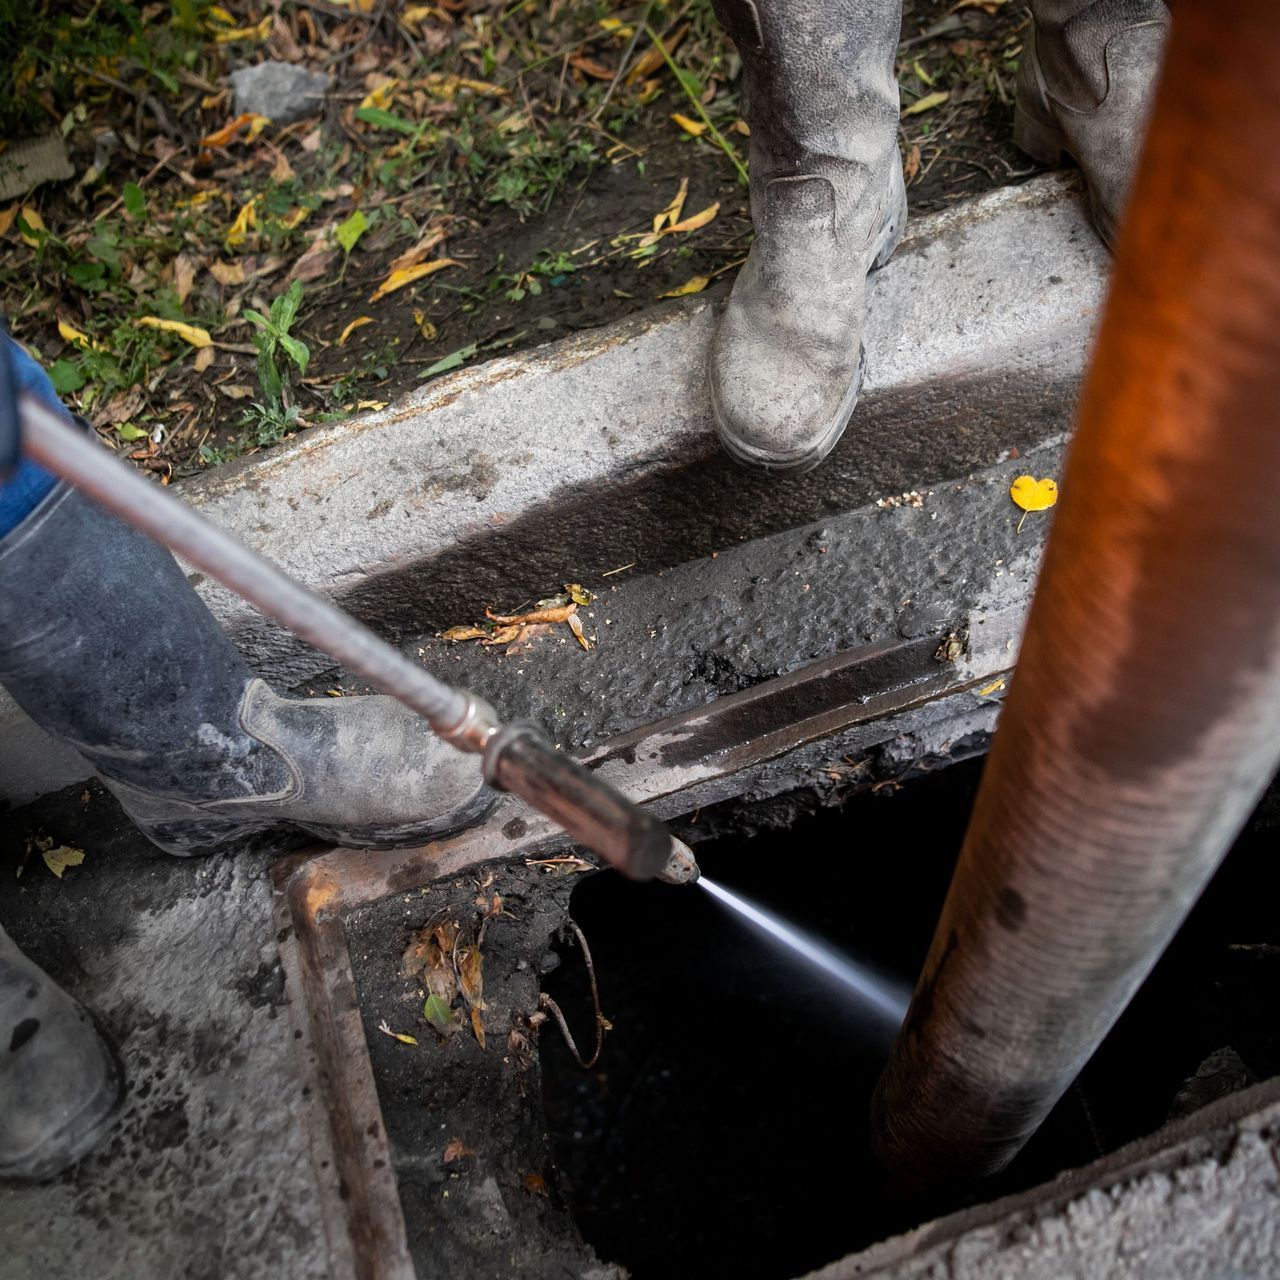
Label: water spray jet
xmin=698 ymin=874 xmax=909 ymax=1028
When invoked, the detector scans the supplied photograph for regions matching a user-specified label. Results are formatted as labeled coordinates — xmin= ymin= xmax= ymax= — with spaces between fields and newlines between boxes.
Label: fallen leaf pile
xmin=2 ymin=2 xmax=747 ymax=477
xmin=441 ymin=584 xmax=595 ymax=654
xmin=402 ymin=897 xmax=502 ymax=1050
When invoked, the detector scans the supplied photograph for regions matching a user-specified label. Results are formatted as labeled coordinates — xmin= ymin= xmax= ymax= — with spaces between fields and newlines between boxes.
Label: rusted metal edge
xmin=273 ymin=631 xmax=1005 ymax=1280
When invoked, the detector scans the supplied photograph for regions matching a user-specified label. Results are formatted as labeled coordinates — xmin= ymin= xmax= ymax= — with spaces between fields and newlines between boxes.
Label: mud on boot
xmin=1014 ymin=0 xmax=1170 ymax=247
xmin=0 ymin=927 xmax=124 ymax=1182
xmin=0 ymin=338 xmax=493 ymax=857
xmin=708 ymin=0 xmax=906 ymax=474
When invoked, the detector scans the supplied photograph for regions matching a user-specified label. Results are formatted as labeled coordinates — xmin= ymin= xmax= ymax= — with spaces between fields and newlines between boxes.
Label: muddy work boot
xmin=0 ymin=926 xmax=123 ymax=1181
xmin=1015 ymin=0 xmax=1170 ymax=247
xmin=709 ymin=0 xmax=906 ymax=474
xmin=0 ymin=484 xmax=494 ymax=854
xmin=0 ymin=341 xmax=493 ymax=856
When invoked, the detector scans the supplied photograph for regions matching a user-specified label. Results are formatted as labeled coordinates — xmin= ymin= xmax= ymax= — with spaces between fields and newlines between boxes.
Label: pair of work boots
xmin=709 ymin=0 xmax=1169 ymax=473
xmin=1 ymin=0 xmax=1169 ymax=1185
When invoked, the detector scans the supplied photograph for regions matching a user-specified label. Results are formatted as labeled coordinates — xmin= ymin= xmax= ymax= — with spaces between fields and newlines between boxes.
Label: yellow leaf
xmin=977 ymin=678 xmax=1006 ymax=697
xmin=403 ymin=5 xmax=435 ymax=26
xmin=137 ymin=317 xmax=213 ymax=349
xmin=0 ymin=205 xmax=17 ymax=238
xmin=246 ymin=113 xmax=271 ymax=141
xmin=412 ymin=309 xmax=438 ymax=341
xmin=19 ymin=205 xmax=46 ymax=246
xmin=652 ymin=176 xmax=688 ymax=234
xmin=338 ymin=316 xmax=376 ymax=346
xmin=360 ymin=79 xmax=398 ymax=111
xmin=175 ymin=190 xmax=218 ymax=210
xmin=667 ymin=202 xmax=719 ymax=234
xmin=368 ymin=258 xmax=460 ymax=302
xmin=42 ymin=845 xmax=85 ymax=878
xmin=207 ymin=5 xmax=236 ymax=23
xmin=377 ymin=1019 xmax=418 ymax=1045
xmin=212 ymin=14 xmax=271 ymax=43
xmin=1009 ymin=475 xmax=1059 ymax=513
xmin=659 ymin=275 xmax=710 ymax=298
xmin=903 ymin=90 xmax=950 ymax=117
xmin=353 ymin=399 xmax=388 ymax=411
xmin=58 ymin=320 xmax=103 ymax=351
xmin=671 ymin=113 xmax=707 ymax=138
xmin=423 ymin=73 xmax=508 ymax=100
xmin=278 ymin=206 xmax=310 ymax=231
xmin=226 ymin=197 xmax=258 ymax=249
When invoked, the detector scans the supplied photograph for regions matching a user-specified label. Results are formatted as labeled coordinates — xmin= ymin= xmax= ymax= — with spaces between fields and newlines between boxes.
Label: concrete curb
xmin=1 ymin=173 xmax=1107 ymax=802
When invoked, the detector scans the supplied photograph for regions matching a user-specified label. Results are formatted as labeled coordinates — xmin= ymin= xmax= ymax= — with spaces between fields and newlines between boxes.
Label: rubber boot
xmin=708 ymin=0 xmax=906 ymax=474
xmin=0 ymin=926 xmax=123 ymax=1181
xmin=1014 ymin=0 xmax=1170 ymax=247
xmin=0 ymin=481 xmax=495 ymax=855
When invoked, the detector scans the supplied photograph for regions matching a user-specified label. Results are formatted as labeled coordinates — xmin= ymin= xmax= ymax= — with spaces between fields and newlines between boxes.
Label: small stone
xmin=229 ymin=62 xmax=331 ymax=125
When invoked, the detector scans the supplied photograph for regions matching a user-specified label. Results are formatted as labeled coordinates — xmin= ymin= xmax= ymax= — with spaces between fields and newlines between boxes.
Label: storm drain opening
xmin=539 ymin=760 xmax=1280 ymax=1280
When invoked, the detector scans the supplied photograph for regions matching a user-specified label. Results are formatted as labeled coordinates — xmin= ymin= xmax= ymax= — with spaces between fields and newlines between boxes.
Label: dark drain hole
xmin=540 ymin=760 xmax=1280 ymax=1280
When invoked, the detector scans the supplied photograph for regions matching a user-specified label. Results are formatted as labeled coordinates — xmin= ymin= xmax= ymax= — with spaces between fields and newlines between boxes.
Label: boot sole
xmin=113 ymin=784 xmax=500 ymax=857
xmin=713 ymin=162 xmax=909 ymax=476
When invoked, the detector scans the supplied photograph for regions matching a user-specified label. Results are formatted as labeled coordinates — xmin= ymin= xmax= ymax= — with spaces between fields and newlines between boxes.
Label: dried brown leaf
xmin=569 ymin=54 xmax=615 ymax=80
xmin=209 ymin=259 xmax=246 ymax=287
xmin=172 ymin=253 xmax=198 ymax=305
xmin=567 ymin=612 xmax=592 ymax=651
xmin=290 ymin=246 xmax=339 ymax=283
xmin=442 ymin=1137 xmax=476 ymax=1164
xmin=458 ymin=946 xmax=486 ymax=1010
xmin=485 ymin=624 xmax=525 ymax=646
xmin=485 ymin=603 xmax=577 ymax=626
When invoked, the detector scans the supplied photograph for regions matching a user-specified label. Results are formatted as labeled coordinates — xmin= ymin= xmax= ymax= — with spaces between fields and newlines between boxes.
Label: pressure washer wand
xmin=16 ymin=390 xmax=694 ymax=883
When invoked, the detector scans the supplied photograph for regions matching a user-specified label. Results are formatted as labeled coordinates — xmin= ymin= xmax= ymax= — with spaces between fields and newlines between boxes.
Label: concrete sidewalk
xmin=0 ymin=173 xmax=1108 ymax=803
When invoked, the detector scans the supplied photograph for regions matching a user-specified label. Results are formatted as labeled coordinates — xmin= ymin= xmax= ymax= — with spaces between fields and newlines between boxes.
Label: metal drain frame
xmin=272 ymin=633 xmax=1003 ymax=1280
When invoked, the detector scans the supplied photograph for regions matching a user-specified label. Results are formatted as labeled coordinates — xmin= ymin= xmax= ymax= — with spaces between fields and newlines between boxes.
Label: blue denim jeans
xmin=0 ymin=334 xmax=71 ymax=537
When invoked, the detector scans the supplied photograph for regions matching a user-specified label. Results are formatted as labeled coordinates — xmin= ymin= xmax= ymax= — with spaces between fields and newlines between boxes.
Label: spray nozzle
xmin=656 ymin=837 xmax=700 ymax=886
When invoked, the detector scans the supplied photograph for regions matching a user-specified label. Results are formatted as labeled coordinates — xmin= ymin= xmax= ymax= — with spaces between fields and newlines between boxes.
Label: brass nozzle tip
xmin=656 ymin=837 xmax=700 ymax=885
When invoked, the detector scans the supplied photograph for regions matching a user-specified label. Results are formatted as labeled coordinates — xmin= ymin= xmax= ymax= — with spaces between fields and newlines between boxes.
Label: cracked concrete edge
xmin=0 ymin=173 xmax=1107 ymax=803
xmin=808 ymin=1078 xmax=1280 ymax=1280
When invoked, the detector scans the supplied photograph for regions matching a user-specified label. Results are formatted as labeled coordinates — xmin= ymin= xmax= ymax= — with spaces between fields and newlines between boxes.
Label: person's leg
xmin=0 ymin=924 xmax=123 ymax=1181
xmin=708 ymin=0 xmax=906 ymax=475
xmin=0 ymin=334 xmax=497 ymax=1178
xmin=1015 ymin=0 xmax=1171 ymax=246
xmin=0 ymin=333 xmax=493 ymax=855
